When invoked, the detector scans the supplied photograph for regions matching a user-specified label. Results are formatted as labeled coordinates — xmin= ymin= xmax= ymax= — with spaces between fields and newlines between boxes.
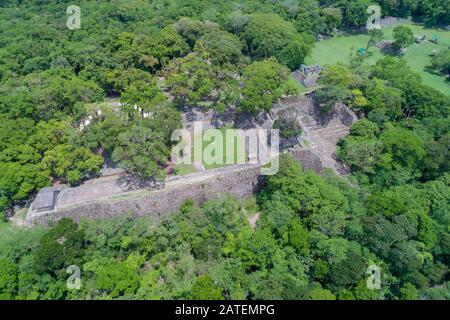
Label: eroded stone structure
xmin=26 ymin=164 xmax=263 ymax=226
xmin=273 ymin=96 xmax=357 ymax=174
xmin=26 ymin=96 xmax=358 ymax=226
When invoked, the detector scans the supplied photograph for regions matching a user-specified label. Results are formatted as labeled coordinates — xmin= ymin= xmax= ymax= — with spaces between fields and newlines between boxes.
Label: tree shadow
xmin=117 ymin=174 xmax=165 ymax=191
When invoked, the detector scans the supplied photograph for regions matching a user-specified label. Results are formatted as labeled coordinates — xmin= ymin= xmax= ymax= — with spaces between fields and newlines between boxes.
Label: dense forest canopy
xmin=0 ymin=0 xmax=449 ymax=300
xmin=1 ymin=155 xmax=448 ymax=299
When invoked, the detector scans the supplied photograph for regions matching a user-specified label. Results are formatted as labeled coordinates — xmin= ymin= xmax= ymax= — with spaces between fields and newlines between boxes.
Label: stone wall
xmin=26 ymin=164 xmax=263 ymax=226
xmin=26 ymin=96 xmax=357 ymax=226
xmin=290 ymin=148 xmax=325 ymax=173
xmin=26 ymin=146 xmax=350 ymax=226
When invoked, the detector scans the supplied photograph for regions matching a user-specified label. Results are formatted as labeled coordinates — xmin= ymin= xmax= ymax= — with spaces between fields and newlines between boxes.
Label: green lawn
xmin=177 ymin=127 xmax=246 ymax=170
xmin=172 ymin=164 xmax=198 ymax=176
xmin=200 ymin=127 xmax=246 ymax=170
xmin=305 ymin=21 xmax=449 ymax=95
xmin=172 ymin=127 xmax=246 ymax=174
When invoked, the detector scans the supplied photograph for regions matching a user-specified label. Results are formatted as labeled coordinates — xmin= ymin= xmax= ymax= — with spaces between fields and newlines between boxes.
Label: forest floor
xmin=305 ymin=21 xmax=450 ymax=95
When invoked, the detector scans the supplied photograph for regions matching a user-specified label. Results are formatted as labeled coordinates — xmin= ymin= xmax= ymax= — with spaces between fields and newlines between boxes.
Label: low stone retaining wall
xmin=26 ymin=164 xmax=263 ymax=226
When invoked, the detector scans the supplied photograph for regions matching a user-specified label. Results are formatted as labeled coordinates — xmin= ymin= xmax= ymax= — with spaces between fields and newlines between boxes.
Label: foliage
xmin=430 ymin=50 xmax=450 ymax=77
xmin=112 ymin=125 xmax=170 ymax=181
xmin=165 ymin=50 xmax=215 ymax=107
xmin=239 ymin=59 xmax=290 ymax=115
xmin=42 ymin=145 xmax=103 ymax=185
xmin=189 ymin=275 xmax=224 ymax=300
xmin=392 ymin=26 xmax=414 ymax=52
xmin=273 ymin=118 xmax=302 ymax=139
xmin=0 ymin=0 xmax=448 ymax=302
xmin=0 ymin=154 xmax=448 ymax=300
xmin=314 ymin=85 xmax=350 ymax=113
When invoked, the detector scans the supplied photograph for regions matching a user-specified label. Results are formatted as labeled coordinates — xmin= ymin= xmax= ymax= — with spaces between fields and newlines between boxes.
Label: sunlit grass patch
xmin=306 ymin=22 xmax=449 ymax=95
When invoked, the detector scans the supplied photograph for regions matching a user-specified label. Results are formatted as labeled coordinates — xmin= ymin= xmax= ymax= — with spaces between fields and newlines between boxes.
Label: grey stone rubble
xmin=291 ymin=69 xmax=321 ymax=88
xmin=33 ymin=187 xmax=60 ymax=213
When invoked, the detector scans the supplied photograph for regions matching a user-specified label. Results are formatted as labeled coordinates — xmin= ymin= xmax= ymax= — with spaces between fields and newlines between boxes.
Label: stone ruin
xmin=32 ymin=187 xmax=60 ymax=213
xmin=181 ymin=106 xmax=237 ymax=130
xmin=292 ymin=65 xmax=323 ymax=88
xmin=26 ymin=96 xmax=358 ymax=226
xmin=272 ymin=95 xmax=358 ymax=174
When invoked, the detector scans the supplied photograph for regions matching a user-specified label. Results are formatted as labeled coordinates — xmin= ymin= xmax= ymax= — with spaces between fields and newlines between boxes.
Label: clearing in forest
xmin=306 ymin=21 xmax=450 ymax=95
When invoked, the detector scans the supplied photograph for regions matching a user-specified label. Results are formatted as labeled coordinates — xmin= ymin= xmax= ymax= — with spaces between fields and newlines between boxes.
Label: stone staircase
xmin=273 ymin=96 xmax=357 ymax=175
xmin=299 ymin=121 xmax=352 ymax=174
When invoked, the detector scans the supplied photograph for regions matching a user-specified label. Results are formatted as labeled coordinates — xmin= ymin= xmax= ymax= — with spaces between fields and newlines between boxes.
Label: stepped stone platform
xmin=26 ymin=96 xmax=357 ymax=226
xmin=273 ymin=96 xmax=357 ymax=175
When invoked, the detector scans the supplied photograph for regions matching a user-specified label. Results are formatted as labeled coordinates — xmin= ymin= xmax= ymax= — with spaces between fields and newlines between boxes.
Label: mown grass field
xmin=172 ymin=164 xmax=198 ymax=176
xmin=305 ymin=21 xmax=449 ymax=95
xmin=199 ymin=127 xmax=246 ymax=170
xmin=173 ymin=127 xmax=246 ymax=173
